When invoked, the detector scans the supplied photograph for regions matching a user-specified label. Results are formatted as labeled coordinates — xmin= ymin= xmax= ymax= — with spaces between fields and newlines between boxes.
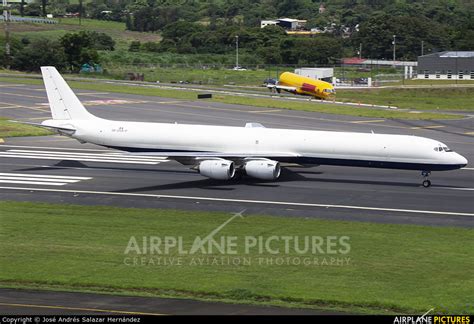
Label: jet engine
xmin=199 ymin=159 xmax=235 ymax=180
xmin=245 ymin=160 xmax=281 ymax=180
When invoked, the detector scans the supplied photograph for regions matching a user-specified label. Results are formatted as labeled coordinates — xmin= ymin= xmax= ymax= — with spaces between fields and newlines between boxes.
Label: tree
xmin=11 ymin=38 xmax=67 ymax=72
xmin=161 ymin=21 xmax=204 ymax=42
xmin=41 ymin=0 xmax=47 ymax=17
xmin=90 ymin=32 xmax=115 ymax=51
xmin=24 ymin=3 xmax=42 ymax=16
xmin=60 ymin=31 xmax=99 ymax=72
xmin=353 ymin=13 xmax=450 ymax=60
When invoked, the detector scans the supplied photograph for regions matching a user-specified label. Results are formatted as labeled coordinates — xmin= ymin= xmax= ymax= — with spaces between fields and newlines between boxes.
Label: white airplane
xmin=17 ymin=66 xmax=468 ymax=187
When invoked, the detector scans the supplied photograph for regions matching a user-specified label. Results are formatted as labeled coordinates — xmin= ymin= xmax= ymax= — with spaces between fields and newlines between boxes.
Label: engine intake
xmin=245 ymin=160 xmax=281 ymax=180
xmin=199 ymin=159 xmax=235 ymax=180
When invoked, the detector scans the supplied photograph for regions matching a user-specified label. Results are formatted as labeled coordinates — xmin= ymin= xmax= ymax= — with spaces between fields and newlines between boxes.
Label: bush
xmin=11 ymin=38 xmax=67 ymax=72
xmin=128 ymin=41 xmax=141 ymax=52
xmin=90 ymin=32 xmax=115 ymax=51
xmin=141 ymin=42 xmax=161 ymax=52
xmin=24 ymin=3 xmax=41 ymax=16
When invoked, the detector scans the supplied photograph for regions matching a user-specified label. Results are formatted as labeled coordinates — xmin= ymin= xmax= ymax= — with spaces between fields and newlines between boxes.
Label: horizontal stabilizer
xmin=9 ymin=120 xmax=76 ymax=134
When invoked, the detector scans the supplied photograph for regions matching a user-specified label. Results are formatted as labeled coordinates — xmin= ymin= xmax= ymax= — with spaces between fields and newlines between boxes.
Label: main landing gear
xmin=421 ymin=171 xmax=431 ymax=188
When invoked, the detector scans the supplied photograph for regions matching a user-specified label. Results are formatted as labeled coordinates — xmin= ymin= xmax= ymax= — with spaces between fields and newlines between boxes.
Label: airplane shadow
xmin=15 ymin=161 xmax=465 ymax=191
xmin=114 ymin=170 xmax=308 ymax=193
xmin=15 ymin=160 xmax=196 ymax=176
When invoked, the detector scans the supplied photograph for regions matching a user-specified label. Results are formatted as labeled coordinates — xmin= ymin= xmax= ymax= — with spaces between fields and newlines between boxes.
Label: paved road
xmin=0 ymin=81 xmax=473 ymax=227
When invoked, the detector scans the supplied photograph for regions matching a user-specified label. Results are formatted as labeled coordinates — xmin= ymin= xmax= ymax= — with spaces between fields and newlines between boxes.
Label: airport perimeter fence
xmin=96 ymin=62 xmax=415 ymax=87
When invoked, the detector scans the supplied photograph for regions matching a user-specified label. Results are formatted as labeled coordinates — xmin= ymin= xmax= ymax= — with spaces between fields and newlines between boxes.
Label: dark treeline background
xmin=98 ymin=0 xmax=473 ymax=61
xmin=3 ymin=0 xmax=474 ymax=70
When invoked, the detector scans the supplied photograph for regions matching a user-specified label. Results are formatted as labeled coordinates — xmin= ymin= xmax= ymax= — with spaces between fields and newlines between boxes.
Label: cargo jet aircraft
xmin=17 ymin=67 xmax=468 ymax=187
xmin=266 ymin=72 xmax=335 ymax=100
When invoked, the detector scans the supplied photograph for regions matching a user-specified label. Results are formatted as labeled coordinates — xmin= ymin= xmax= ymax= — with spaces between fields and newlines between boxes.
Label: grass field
xmin=99 ymin=59 xmax=278 ymax=84
xmin=0 ymin=77 xmax=460 ymax=120
xmin=0 ymin=118 xmax=52 ymax=138
xmin=337 ymin=88 xmax=474 ymax=111
xmin=0 ymin=201 xmax=472 ymax=314
xmin=10 ymin=18 xmax=161 ymax=50
xmin=387 ymin=79 xmax=474 ymax=86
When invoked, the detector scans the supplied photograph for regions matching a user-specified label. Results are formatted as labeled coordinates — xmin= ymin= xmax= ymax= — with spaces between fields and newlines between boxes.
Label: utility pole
xmin=235 ymin=35 xmax=239 ymax=69
xmin=79 ymin=0 xmax=82 ymax=25
xmin=421 ymin=40 xmax=424 ymax=56
xmin=392 ymin=34 xmax=396 ymax=62
xmin=3 ymin=0 xmax=11 ymax=69
xmin=359 ymin=43 xmax=362 ymax=59
xmin=41 ymin=0 xmax=46 ymax=18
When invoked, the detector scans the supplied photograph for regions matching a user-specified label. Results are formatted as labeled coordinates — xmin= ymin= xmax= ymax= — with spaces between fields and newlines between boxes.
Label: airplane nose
xmin=456 ymin=153 xmax=468 ymax=167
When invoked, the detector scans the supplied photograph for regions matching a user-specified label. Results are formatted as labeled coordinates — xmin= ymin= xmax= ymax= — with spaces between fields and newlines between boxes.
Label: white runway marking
xmin=0 ymin=149 xmax=169 ymax=165
xmin=0 ymin=145 xmax=112 ymax=152
xmin=0 ymin=173 xmax=92 ymax=186
xmin=0 ymin=186 xmax=472 ymax=217
xmin=441 ymin=187 xmax=474 ymax=191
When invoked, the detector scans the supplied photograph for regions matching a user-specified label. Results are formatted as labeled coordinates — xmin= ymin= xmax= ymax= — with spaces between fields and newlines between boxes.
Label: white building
xmin=294 ymin=68 xmax=333 ymax=82
xmin=261 ymin=18 xmax=307 ymax=30
xmin=260 ymin=20 xmax=278 ymax=28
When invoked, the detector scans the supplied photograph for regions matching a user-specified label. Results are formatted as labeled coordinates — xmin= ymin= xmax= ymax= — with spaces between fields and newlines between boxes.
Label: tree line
xmin=0 ymin=31 xmax=115 ymax=72
xmin=3 ymin=0 xmax=473 ymax=66
xmin=119 ymin=0 xmax=473 ymax=60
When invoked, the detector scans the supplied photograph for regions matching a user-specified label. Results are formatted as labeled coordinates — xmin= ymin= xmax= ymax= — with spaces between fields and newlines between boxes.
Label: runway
xmin=0 ymin=81 xmax=473 ymax=227
xmin=0 ymin=288 xmax=330 ymax=315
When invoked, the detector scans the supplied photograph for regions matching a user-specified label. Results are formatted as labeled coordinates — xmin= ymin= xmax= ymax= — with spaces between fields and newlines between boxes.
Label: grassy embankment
xmin=0 ymin=77 xmax=463 ymax=121
xmin=0 ymin=117 xmax=52 ymax=138
xmin=10 ymin=18 xmax=161 ymax=50
xmin=0 ymin=201 xmax=472 ymax=314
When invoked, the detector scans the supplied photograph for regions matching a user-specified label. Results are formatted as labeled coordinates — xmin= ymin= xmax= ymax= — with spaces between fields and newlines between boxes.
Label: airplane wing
xmin=8 ymin=120 xmax=76 ymax=135
xmin=124 ymin=151 xmax=300 ymax=165
xmin=266 ymin=84 xmax=298 ymax=92
xmin=125 ymin=151 xmax=299 ymax=158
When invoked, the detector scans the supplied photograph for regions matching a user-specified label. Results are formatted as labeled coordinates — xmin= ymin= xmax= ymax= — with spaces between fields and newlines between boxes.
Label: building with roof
xmin=417 ymin=51 xmax=474 ymax=80
xmin=260 ymin=18 xmax=306 ymax=31
xmin=260 ymin=20 xmax=278 ymax=28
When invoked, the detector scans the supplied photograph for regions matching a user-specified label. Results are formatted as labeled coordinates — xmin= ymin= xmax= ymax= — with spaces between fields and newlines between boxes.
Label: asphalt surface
xmin=1 ymin=81 xmax=473 ymax=227
xmin=0 ymin=288 xmax=330 ymax=315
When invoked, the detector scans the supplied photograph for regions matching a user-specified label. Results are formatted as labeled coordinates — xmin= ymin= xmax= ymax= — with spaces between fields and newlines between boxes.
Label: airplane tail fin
xmin=41 ymin=66 xmax=97 ymax=120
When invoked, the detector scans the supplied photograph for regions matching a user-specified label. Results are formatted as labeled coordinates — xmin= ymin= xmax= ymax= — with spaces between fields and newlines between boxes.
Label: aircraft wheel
xmin=422 ymin=180 xmax=431 ymax=188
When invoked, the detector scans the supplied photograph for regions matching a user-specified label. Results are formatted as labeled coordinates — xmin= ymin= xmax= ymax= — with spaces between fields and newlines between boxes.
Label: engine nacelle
xmin=245 ymin=160 xmax=281 ymax=180
xmin=199 ymin=159 xmax=235 ymax=180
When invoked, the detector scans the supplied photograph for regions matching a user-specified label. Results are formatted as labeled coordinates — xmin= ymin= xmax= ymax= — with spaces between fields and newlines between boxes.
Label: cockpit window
xmin=434 ymin=146 xmax=453 ymax=152
xmin=323 ymin=89 xmax=334 ymax=93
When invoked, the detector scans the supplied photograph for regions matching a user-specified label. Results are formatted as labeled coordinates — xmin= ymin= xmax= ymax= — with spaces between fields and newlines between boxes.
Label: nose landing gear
xmin=421 ymin=171 xmax=431 ymax=188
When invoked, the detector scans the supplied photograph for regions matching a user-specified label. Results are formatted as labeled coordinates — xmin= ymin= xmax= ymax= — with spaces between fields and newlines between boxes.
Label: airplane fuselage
xmin=35 ymin=66 xmax=468 ymax=185
xmin=278 ymin=72 xmax=335 ymax=100
xmin=44 ymin=118 xmax=467 ymax=172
